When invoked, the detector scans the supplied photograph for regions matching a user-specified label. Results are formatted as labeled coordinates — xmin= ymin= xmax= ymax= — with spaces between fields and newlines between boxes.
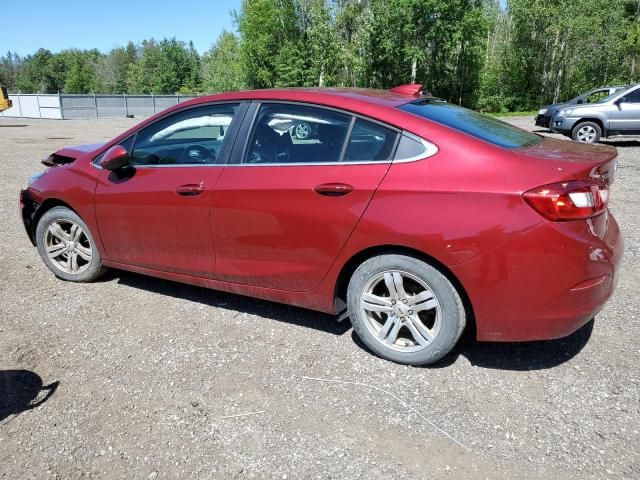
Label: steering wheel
xmin=247 ymin=147 xmax=275 ymax=164
xmin=179 ymin=145 xmax=215 ymax=164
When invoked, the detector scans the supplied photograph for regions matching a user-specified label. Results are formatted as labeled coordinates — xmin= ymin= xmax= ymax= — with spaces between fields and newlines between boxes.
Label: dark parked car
xmin=535 ymin=86 xmax=627 ymax=128
xmin=20 ymin=84 xmax=622 ymax=365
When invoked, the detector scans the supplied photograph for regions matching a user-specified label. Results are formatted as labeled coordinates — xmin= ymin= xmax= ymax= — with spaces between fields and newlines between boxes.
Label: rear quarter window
xmin=399 ymin=100 xmax=541 ymax=149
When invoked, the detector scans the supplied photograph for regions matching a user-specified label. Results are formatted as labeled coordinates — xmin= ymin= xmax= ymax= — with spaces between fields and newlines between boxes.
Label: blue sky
xmin=2 ymin=0 xmax=240 ymax=56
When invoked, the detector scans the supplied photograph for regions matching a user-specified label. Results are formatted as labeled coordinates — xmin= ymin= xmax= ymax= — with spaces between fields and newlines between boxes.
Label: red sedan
xmin=20 ymin=85 xmax=623 ymax=365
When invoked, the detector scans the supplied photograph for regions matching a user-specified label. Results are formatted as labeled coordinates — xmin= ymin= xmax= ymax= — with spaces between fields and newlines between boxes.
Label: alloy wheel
xmin=294 ymin=122 xmax=311 ymax=139
xmin=360 ymin=270 xmax=442 ymax=353
xmin=576 ymin=125 xmax=597 ymax=143
xmin=44 ymin=219 xmax=93 ymax=275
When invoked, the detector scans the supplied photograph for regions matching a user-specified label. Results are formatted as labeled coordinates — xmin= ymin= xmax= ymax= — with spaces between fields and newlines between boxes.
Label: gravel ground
xmin=0 ymin=115 xmax=638 ymax=480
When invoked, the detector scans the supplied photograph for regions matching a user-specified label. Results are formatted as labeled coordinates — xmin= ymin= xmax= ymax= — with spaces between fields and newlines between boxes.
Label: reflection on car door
xmin=211 ymin=102 xmax=399 ymax=291
xmin=94 ymin=103 xmax=244 ymax=277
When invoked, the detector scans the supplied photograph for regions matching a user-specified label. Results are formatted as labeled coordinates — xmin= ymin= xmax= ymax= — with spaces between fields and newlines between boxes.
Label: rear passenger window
xmin=344 ymin=119 xmax=398 ymax=162
xmin=244 ymin=104 xmax=351 ymax=164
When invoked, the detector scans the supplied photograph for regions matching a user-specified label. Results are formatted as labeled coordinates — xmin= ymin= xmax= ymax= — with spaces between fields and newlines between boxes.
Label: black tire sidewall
xmin=571 ymin=121 xmax=602 ymax=143
xmin=347 ymin=254 xmax=465 ymax=366
xmin=35 ymin=206 xmax=105 ymax=282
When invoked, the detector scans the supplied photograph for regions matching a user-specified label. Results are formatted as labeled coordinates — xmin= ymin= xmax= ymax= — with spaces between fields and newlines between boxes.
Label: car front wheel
xmin=571 ymin=121 xmax=602 ymax=144
xmin=347 ymin=254 xmax=466 ymax=365
xmin=35 ymin=206 xmax=106 ymax=282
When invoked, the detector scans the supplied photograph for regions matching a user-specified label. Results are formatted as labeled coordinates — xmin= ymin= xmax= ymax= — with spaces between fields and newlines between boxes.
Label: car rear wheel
xmin=571 ymin=121 xmax=602 ymax=144
xmin=35 ymin=206 xmax=107 ymax=282
xmin=347 ymin=254 xmax=465 ymax=365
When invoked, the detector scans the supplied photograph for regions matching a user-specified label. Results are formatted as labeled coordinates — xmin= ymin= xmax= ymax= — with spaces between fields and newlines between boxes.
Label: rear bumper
xmin=453 ymin=212 xmax=623 ymax=342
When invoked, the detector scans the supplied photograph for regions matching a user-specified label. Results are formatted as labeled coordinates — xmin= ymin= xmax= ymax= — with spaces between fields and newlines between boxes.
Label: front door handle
xmin=313 ymin=183 xmax=354 ymax=197
xmin=175 ymin=182 xmax=204 ymax=196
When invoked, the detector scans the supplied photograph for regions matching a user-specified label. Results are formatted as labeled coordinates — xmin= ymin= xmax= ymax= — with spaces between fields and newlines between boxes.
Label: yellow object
xmin=0 ymin=85 xmax=12 ymax=112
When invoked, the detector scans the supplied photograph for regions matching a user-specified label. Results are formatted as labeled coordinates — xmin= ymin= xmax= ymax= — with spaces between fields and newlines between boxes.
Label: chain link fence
xmin=1 ymin=94 xmax=199 ymax=120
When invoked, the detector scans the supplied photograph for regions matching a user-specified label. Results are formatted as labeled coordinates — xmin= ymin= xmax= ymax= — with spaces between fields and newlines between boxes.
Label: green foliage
xmin=482 ymin=0 xmax=638 ymax=111
xmin=4 ymin=0 xmax=638 ymax=112
xmin=202 ymin=31 xmax=246 ymax=92
xmin=236 ymin=0 xmax=299 ymax=88
xmin=0 ymin=52 xmax=23 ymax=91
xmin=94 ymin=42 xmax=137 ymax=93
xmin=13 ymin=49 xmax=62 ymax=93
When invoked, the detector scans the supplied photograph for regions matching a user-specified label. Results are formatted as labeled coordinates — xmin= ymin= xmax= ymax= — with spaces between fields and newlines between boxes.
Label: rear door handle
xmin=175 ymin=182 xmax=204 ymax=196
xmin=313 ymin=183 xmax=354 ymax=197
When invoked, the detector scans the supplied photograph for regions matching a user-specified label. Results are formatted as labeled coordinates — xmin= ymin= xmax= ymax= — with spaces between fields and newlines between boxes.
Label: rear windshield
xmin=399 ymin=100 xmax=541 ymax=149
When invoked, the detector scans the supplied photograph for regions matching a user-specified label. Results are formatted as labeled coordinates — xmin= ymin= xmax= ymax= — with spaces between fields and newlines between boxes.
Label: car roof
xmin=176 ymin=87 xmax=419 ymax=119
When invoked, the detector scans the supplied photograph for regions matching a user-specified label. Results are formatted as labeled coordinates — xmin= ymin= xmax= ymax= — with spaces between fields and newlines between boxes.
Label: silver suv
xmin=551 ymin=83 xmax=640 ymax=143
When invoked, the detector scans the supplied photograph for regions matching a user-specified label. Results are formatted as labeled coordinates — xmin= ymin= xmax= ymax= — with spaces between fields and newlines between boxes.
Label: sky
xmin=2 ymin=0 xmax=241 ymax=57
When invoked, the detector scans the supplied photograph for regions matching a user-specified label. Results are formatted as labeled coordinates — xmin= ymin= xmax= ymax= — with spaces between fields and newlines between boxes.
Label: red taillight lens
xmin=523 ymin=180 xmax=609 ymax=221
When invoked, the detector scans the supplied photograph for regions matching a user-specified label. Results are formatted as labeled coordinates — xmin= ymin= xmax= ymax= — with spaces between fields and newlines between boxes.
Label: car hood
xmin=42 ymin=142 xmax=105 ymax=167
xmin=56 ymin=142 xmax=106 ymax=156
xmin=541 ymin=101 xmax=572 ymax=113
xmin=556 ymin=103 xmax=609 ymax=114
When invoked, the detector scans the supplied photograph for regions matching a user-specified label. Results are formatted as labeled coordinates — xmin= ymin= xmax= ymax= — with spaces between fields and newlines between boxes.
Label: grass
xmin=486 ymin=110 xmax=538 ymax=118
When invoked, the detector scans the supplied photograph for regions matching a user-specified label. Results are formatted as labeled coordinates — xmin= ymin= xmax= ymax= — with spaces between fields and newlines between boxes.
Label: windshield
xmin=399 ymin=100 xmax=541 ymax=149
xmin=596 ymin=87 xmax=628 ymax=104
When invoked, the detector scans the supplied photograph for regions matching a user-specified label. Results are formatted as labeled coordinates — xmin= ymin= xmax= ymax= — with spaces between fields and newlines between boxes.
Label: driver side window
xmin=131 ymin=103 xmax=239 ymax=166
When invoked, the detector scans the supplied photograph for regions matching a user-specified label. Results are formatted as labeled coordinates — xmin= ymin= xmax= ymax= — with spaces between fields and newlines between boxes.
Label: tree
xmin=126 ymin=40 xmax=160 ymax=94
xmin=154 ymin=38 xmax=198 ymax=94
xmin=304 ymin=0 xmax=339 ymax=87
xmin=237 ymin=0 xmax=299 ymax=88
xmin=0 ymin=52 xmax=23 ymax=91
xmin=63 ymin=49 xmax=101 ymax=93
xmin=6 ymin=0 xmax=638 ymax=110
xmin=334 ymin=0 xmax=373 ymax=87
xmin=202 ymin=30 xmax=246 ymax=92
xmin=14 ymin=49 xmax=62 ymax=92
xmin=95 ymin=42 xmax=137 ymax=93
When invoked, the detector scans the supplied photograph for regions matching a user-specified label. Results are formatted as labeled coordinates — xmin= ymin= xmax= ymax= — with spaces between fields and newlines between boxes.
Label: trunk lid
xmin=514 ymin=136 xmax=618 ymax=184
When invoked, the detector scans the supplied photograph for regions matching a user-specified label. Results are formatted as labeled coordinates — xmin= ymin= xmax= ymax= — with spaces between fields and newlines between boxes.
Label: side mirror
xmin=576 ymin=99 xmax=584 ymax=104
xmin=615 ymin=96 xmax=627 ymax=105
xmin=101 ymin=145 xmax=130 ymax=170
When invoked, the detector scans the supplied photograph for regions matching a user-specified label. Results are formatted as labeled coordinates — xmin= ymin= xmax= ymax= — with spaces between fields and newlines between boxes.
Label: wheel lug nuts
xmin=408 ymin=310 xmax=413 ymax=315
xmin=402 ymin=299 xmax=408 ymax=304
xmin=391 ymin=300 xmax=396 ymax=305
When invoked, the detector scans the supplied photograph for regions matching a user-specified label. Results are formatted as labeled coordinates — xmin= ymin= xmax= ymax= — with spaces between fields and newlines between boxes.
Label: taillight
xmin=523 ymin=180 xmax=609 ymax=221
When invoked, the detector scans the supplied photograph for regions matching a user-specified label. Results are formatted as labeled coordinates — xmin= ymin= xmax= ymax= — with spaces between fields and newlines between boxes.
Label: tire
xmin=571 ymin=121 xmax=602 ymax=144
xmin=347 ymin=254 xmax=465 ymax=366
xmin=294 ymin=122 xmax=311 ymax=140
xmin=35 ymin=206 xmax=107 ymax=282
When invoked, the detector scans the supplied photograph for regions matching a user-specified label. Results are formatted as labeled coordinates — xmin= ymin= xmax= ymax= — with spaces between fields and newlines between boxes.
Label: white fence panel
xmin=16 ymin=95 xmax=39 ymax=118
xmin=0 ymin=94 xmax=62 ymax=119
xmin=0 ymin=95 xmax=21 ymax=117
xmin=1 ymin=94 xmax=200 ymax=119
xmin=38 ymin=95 xmax=62 ymax=119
